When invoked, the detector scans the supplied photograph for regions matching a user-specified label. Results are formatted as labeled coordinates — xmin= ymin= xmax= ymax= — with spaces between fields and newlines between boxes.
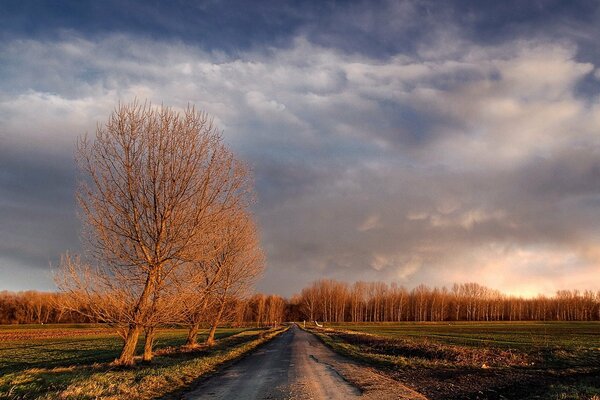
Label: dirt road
xmin=184 ymin=325 xmax=426 ymax=400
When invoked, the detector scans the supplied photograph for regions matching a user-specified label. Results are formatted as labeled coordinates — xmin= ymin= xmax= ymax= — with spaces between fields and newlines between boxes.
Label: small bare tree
xmin=57 ymin=101 xmax=251 ymax=365
xmin=174 ymin=208 xmax=263 ymax=348
xmin=170 ymin=223 xmax=229 ymax=348
xmin=204 ymin=210 xmax=264 ymax=346
xmin=176 ymin=251 xmax=223 ymax=348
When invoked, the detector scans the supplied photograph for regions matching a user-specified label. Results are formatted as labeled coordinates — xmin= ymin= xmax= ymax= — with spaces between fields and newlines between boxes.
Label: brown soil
xmin=390 ymin=367 xmax=600 ymax=400
xmin=333 ymin=330 xmax=533 ymax=367
xmin=0 ymin=328 xmax=114 ymax=341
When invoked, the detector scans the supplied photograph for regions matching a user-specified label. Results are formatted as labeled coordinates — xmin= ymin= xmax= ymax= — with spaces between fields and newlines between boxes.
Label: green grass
xmin=0 ymin=325 xmax=250 ymax=374
xmin=326 ymin=321 xmax=600 ymax=351
xmin=0 ymin=324 xmax=288 ymax=400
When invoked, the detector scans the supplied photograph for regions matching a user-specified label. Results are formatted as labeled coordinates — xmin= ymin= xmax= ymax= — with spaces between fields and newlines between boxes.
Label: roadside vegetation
xmin=307 ymin=322 xmax=600 ymax=400
xmin=0 ymin=324 xmax=288 ymax=399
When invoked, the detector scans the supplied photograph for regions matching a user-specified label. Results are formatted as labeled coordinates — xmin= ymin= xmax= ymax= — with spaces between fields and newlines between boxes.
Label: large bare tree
xmin=58 ymin=101 xmax=251 ymax=365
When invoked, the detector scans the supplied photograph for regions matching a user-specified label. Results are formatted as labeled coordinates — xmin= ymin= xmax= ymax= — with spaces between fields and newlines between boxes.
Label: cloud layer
xmin=1 ymin=1 xmax=600 ymax=296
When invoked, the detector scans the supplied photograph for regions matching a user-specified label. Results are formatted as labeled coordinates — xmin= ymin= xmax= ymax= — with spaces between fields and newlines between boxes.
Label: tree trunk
xmin=206 ymin=304 xmax=225 ymax=347
xmin=185 ymin=322 xmax=201 ymax=348
xmin=206 ymin=323 xmax=218 ymax=346
xmin=142 ymin=327 xmax=156 ymax=362
xmin=117 ymin=326 xmax=140 ymax=365
xmin=117 ymin=269 xmax=157 ymax=365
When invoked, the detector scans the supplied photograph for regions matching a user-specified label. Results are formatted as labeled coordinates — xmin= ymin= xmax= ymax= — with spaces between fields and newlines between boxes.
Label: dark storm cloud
xmin=1 ymin=0 xmax=599 ymax=295
xmin=0 ymin=0 xmax=304 ymax=50
xmin=3 ymin=1 xmax=598 ymax=59
xmin=0 ymin=146 xmax=78 ymax=278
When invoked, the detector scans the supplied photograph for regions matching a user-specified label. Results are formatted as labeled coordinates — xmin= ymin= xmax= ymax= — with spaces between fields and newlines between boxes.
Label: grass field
xmin=0 ymin=324 xmax=286 ymax=399
xmin=0 ymin=324 xmax=248 ymax=375
xmin=311 ymin=322 xmax=600 ymax=400
xmin=327 ymin=321 xmax=600 ymax=351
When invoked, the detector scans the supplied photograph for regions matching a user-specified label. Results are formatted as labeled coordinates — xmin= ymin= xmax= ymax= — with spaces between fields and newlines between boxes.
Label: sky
xmin=1 ymin=0 xmax=600 ymax=297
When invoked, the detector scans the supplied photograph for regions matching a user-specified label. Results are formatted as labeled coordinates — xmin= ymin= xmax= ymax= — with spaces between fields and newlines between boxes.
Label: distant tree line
xmin=5 ymin=280 xmax=599 ymax=326
xmin=291 ymin=280 xmax=600 ymax=323
xmin=236 ymin=293 xmax=287 ymax=327
xmin=0 ymin=291 xmax=89 ymax=324
xmin=0 ymin=290 xmax=286 ymax=327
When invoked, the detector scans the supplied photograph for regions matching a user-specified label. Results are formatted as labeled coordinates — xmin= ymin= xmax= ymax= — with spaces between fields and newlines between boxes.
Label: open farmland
xmin=0 ymin=323 xmax=286 ymax=399
xmin=311 ymin=322 xmax=600 ymax=400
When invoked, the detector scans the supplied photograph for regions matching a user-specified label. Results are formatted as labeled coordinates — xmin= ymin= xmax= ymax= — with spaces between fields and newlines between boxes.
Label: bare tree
xmin=57 ymin=101 xmax=251 ymax=365
xmin=176 ymin=258 xmax=221 ymax=348
xmin=174 ymin=208 xmax=264 ymax=348
xmin=204 ymin=210 xmax=264 ymax=346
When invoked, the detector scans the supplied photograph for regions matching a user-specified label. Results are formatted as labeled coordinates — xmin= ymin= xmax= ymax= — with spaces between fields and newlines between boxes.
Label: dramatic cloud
xmin=1 ymin=1 xmax=599 ymax=296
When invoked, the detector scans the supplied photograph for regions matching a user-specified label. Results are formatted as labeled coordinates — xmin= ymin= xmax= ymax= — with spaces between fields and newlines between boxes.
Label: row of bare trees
xmin=0 ymin=291 xmax=287 ymax=327
xmin=238 ymin=293 xmax=287 ymax=327
xmin=7 ymin=280 xmax=599 ymax=327
xmin=0 ymin=291 xmax=90 ymax=324
xmin=293 ymin=280 xmax=600 ymax=323
xmin=55 ymin=102 xmax=264 ymax=365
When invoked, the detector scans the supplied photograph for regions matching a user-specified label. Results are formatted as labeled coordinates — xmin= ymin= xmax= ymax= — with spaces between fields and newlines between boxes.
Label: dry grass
xmin=324 ymin=328 xmax=532 ymax=368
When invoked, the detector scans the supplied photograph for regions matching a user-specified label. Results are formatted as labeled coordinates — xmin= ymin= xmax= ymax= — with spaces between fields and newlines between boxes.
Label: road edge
xmin=160 ymin=325 xmax=290 ymax=400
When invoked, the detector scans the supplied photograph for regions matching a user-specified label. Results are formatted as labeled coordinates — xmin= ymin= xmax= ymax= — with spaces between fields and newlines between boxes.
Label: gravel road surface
xmin=183 ymin=325 xmax=426 ymax=400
